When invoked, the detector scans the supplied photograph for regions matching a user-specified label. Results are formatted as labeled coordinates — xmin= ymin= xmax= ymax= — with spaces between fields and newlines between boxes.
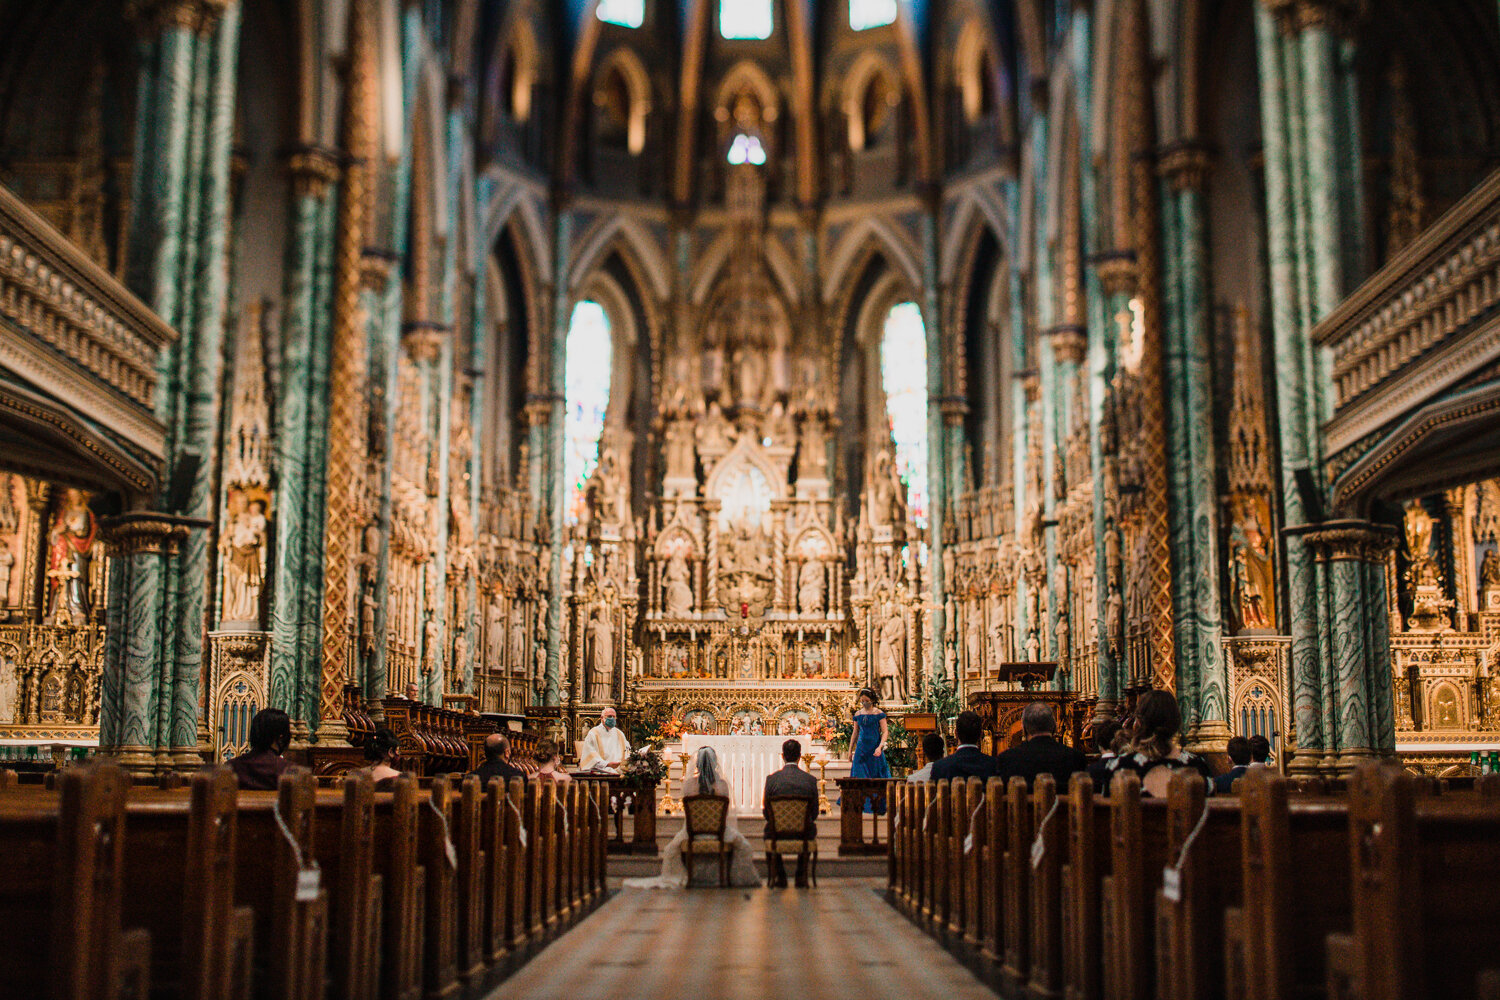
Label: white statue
xmin=877 ymin=604 xmax=906 ymax=701
xmin=219 ymin=491 xmax=268 ymax=624
xmin=664 ymin=420 xmax=697 ymax=481
xmin=965 ymin=611 xmax=982 ymax=673
xmin=0 ymin=538 xmax=14 ymax=606
xmin=664 ymin=553 xmax=694 ymax=617
xmin=0 ymin=656 xmax=15 ymax=724
xmin=508 ymin=614 xmax=527 ymax=675
xmin=588 ymin=609 xmax=614 ymax=701
xmin=797 ymin=560 xmax=825 ymax=616
xmin=696 ymin=402 xmax=733 ymax=454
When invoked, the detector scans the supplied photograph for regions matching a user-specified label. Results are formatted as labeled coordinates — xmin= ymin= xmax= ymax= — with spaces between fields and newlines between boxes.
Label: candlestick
xmin=815 ymin=756 xmax=830 ymax=815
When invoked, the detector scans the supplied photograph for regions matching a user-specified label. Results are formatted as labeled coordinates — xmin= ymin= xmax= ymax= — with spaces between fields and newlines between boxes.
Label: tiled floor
xmin=488 ymin=881 xmax=999 ymax=1000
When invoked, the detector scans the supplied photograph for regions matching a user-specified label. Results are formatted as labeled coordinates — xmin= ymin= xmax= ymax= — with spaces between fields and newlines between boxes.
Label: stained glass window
xmin=564 ymin=301 xmax=612 ymax=525
xmin=720 ymin=0 xmax=772 ymax=39
xmin=850 ymin=0 xmax=898 ymax=30
xmin=596 ymin=0 xmax=643 ymax=28
xmin=727 ymin=133 xmax=767 ymax=165
xmin=880 ymin=301 xmax=929 ymax=529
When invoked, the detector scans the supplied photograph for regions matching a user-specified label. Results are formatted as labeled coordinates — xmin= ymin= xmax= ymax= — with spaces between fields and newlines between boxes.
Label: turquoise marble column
xmin=1159 ymin=145 xmax=1229 ymax=748
xmin=544 ymin=210 xmax=572 ymax=706
xmin=920 ymin=210 xmax=947 ymax=675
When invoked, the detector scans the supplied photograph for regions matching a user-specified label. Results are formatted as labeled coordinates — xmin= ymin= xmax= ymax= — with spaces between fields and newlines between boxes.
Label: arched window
xmin=564 ymin=301 xmax=613 ymax=524
xmin=596 ymin=0 xmax=643 ymax=28
xmin=881 ymin=301 xmax=929 ymax=530
xmin=851 ymin=0 xmax=898 ymax=30
xmin=721 ymin=0 xmax=772 ymax=39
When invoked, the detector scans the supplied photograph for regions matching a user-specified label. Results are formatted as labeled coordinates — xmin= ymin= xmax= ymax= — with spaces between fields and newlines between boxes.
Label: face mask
xmin=604 ymin=717 xmax=616 ymax=729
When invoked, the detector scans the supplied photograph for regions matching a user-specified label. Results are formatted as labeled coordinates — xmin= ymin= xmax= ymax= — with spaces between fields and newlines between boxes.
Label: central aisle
xmin=489 ymin=883 xmax=999 ymax=1000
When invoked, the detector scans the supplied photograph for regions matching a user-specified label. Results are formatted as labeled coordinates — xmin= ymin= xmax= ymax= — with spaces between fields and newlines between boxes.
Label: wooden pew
xmin=948 ymin=777 xmax=969 ymax=939
xmin=1223 ymin=768 xmax=1351 ymax=1000
xmin=1153 ymin=773 xmax=1242 ymax=1000
xmin=984 ymin=776 xmax=1007 ymax=966
xmin=1101 ymin=772 xmax=1170 ymax=1000
xmin=962 ymin=778 xmax=987 ymax=951
xmin=308 ymin=777 xmax=380 ymax=1000
xmin=504 ymin=778 xmax=529 ymax=952
xmin=1001 ymin=776 xmax=1034 ymax=991
xmin=371 ymin=776 xmax=423 ymax=1000
xmin=928 ymin=780 xmax=950 ymax=931
xmin=0 ymin=763 xmax=151 ymax=1000
xmin=119 ymin=770 xmax=254 ymax=1000
xmin=523 ymin=782 xmax=544 ymax=939
xmin=1061 ymin=773 xmax=1111 ymax=1000
xmin=477 ymin=777 xmax=510 ymax=965
xmin=1028 ymin=774 xmax=1064 ymax=999
xmin=231 ymin=773 xmax=329 ymax=1000
xmin=419 ymin=778 xmax=460 ymax=1000
xmin=452 ymin=775 xmax=487 ymax=986
xmin=1325 ymin=763 xmax=1500 ymax=1000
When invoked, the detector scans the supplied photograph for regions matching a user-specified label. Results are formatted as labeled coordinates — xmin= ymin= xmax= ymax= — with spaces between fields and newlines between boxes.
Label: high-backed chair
xmin=680 ymin=794 xmax=733 ymax=887
xmin=764 ymin=795 xmax=818 ymax=887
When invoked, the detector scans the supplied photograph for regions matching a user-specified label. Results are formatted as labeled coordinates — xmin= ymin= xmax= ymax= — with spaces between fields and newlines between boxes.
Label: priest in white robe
xmin=579 ymin=706 xmax=630 ymax=772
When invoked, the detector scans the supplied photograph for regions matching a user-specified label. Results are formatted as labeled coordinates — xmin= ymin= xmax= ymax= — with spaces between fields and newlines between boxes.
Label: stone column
xmin=100 ymin=514 xmax=200 ymax=774
xmin=1290 ymin=521 xmax=1399 ymax=769
xmin=1159 ymin=142 xmax=1231 ymax=750
xmin=1257 ymin=0 xmax=1370 ymax=772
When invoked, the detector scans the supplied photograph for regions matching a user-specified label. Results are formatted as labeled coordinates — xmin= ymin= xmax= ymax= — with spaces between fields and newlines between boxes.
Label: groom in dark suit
xmin=763 ymin=739 xmax=818 ymax=887
xmin=930 ymin=710 xmax=999 ymax=781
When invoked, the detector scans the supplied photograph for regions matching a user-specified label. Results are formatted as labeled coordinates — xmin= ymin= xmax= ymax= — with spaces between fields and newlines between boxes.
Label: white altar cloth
xmin=678 ymin=734 xmax=823 ymax=815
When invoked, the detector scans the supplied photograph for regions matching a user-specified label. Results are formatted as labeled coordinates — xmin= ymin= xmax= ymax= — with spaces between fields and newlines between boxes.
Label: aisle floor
xmin=488 ymin=881 xmax=999 ymax=1000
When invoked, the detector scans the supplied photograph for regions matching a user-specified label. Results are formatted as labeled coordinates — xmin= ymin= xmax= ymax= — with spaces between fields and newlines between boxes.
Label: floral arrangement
xmin=805 ymin=714 xmax=839 ymax=743
xmin=620 ymin=744 xmax=668 ymax=790
xmin=825 ymin=719 xmax=854 ymax=757
xmin=657 ymin=717 xmax=684 ymax=741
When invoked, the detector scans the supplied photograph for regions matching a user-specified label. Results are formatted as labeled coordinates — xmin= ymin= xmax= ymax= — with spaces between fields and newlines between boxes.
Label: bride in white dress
xmin=622 ymin=746 xmax=761 ymax=888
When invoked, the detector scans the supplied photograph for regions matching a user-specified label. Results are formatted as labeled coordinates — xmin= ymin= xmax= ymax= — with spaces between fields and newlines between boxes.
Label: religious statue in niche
xmin=664 ymin=552 xmax=695 ymax=618
xmin=0 ymin=537 xmax=14 ymax=609
xmin=665 ymin=645 xmax=689 ymax=678
xmin=730 ymin=709 xmax=763 ymax=735
xmin=46 ymin=489 xmax=96 ymax=625
xmin=1106 ymin=582 xmax=1124 ymax=660
xmin=486 ymin=597 xmax=504 ymax=668
xmin=965 ymin=609 xmax=982 ymax=675
xmin=1403 ymin=499 xmax=1452 ymax=631
xmin=687 ymin=709 xmax=713 ymax=733
xmin=0 ymin=655 xmax=17 ymax=724
xmin=797 ymin=559 xmax=825 ymax=617
xmin=509 ymin=612 xmax=528 ymax=676
xmin=219 ymin=487 xmax=269 ymax=625
xmin=1227 ymin=498 xmax=1276 ymax=632
xmin=876 ymin=599 xmax=907 ymax=701
xmin=587 ymin=608 xmax=614 ymax=702
xmin=696 ymin=401 xmax=734 ymax=456
xmin=869 ymin=447 xmax=907 ymax=527
xmin=423 ymin=615 xmax=441 ymax=675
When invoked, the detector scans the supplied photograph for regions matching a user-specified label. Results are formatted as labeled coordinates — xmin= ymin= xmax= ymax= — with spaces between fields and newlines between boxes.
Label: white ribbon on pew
xmin=508 ymin=796 xmax=529 ymax=849
xmin=1030 ymin=797 xmax=1062 ymax=869
xmin=922 ymin=795 xmax=938 ymax=832
xmin=555 ymin=798 xmax=570 ymax=837
xmin=428 ymin=799 xmax=458 ymax=870
xmin=963 ymin=794 xmax=987 ymax=855
xmin=272 ymin=797 xmax=322 ymax=901
xmin=1161 ymin=798 xmax=1212 ymax=903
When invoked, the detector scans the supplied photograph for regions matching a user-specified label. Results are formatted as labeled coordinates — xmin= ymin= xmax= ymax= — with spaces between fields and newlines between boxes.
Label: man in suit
xmin=1214 ymin=736 xmax=1253 ymax=794
xmin=762 ymin=738 xmax=819 ymax=887
xmin=931 ymin=710 xmax=999 ymax=781
xmin=470 ymin=733 xmax=526 ymax=785
xmin=1086 ymin=718 xmax=1122 ymax=789
xmin=995 ymin=702 xmax=1088 ymax=790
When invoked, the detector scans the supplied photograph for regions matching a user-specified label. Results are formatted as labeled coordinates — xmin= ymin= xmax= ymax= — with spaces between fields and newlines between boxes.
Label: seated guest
xmin=532 ymin=740 xmax=572 ymax=785
xmin=907 ymin=733 xmax=948 ymax=782
xmin=229 ymin=708 xmax=296 ymax=790
xmin=995 ymin=702 xmax=1089 ymax=789
xmin=1214 ymin=736 xmax=1254 ymax=794
xmin=578 ymin=707 xmax=630 ymax=773
xmin=930 ymin=711 xmax=998 ymax=781
xmin=362 ymin=727 xmax=402 ymax=788
xmin=762 ymin=739 xmax=819 ymax=887
xmin=404 ymin=681 xmax=420 ymax=702
xmin=1086 ymin=718 xmax=1123 ymax=788
xmin=471 ymin=733 xmax=525 ymax=785
xmin=1099 ymin=690 xmax=1215 ymax=797
xmin=1248 ymin=734 xmax=1272 ymax=769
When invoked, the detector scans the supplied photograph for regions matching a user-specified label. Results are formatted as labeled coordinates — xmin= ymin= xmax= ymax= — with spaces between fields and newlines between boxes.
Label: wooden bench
xmin=1028 ymin=773 xmax=1065 ymax=998
xmin=0 ymin=764 xmax=151 ymax=1000
xmin=1061 ymin=772 xmax=1112 ymax=1000
xmin=1325 ymin=763 xmax=1500 ymax=1000
xmin=309 ymin=778 xmax=380 ymax=1000
xmin=370 ymin=776 xmax=423 ymax=1000
xmin=1153 ymin=773 xmax=1242 ymax=1000
xmin=1101 ymin=772 xmax=1170 ymax=1000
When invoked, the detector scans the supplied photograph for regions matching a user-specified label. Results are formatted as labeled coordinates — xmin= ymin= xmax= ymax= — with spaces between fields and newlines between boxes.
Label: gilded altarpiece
xmin=0 ymin=474 xmax=109 ymax=746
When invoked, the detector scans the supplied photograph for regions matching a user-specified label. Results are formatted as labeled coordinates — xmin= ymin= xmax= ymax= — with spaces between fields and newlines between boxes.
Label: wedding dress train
xmin=621 ymin=773 xmax=762 ymax=889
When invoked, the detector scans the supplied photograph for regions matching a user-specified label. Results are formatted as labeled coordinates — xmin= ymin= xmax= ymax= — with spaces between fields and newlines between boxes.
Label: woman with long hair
xmin=1098 ymin=690 xmax=1214 ymax=797
xmin=622 ymin=745 xmax=760 ymax=889
xmin=363 ymin=727 xmax=402 ymax=789
xmin=532 ymin=740 xmax=572 ymax=785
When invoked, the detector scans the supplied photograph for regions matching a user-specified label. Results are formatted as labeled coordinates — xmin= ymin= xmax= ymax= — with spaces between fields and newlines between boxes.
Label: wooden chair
xmin=680 ymin=794 xmax=734 ymax=887
xmin=763 ymin=795 xmax=818 ymax=887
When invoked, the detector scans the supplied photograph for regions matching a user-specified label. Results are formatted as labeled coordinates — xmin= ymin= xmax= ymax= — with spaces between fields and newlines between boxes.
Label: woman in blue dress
xmin=850 ymin=688 xmax=891 ymax=812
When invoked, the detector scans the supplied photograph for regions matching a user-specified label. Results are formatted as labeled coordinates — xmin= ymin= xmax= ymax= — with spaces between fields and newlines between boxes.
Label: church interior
xmin=2 ymin=0 xmax=1500 ymax=997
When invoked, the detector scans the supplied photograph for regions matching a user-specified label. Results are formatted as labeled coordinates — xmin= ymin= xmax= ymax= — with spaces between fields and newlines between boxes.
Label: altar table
xmin=679 ymin=734 xmax=825 ymax=815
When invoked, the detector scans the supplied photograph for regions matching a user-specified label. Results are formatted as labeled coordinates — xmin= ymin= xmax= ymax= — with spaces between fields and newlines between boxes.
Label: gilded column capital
xmin=101 ymin=512 xmax=205 ymax=557
xmin=1158 ymin=142 xmax=1214 ymax=193
xmin=401 ymin=321 xmax=450 ymax=363
xmin=1046 ymin=325 xmax=1089 ymax=366
xmin=937 ymin=396 xmax=969 ymax=425
xmin=1262 ymin=0 xmax=1366 ymax=35
xmin=1090 ymin=251 xmax=1138 ymax=297
xmin=1289 ymin=519 xmax=1399 ymax=563
xmin=361 ymin=248 xmax=399 ymax=292
xmin=127 ymin=0 xmax=230 ymax=35
xmin=286 ymin=146 xmax=342 ymax=200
